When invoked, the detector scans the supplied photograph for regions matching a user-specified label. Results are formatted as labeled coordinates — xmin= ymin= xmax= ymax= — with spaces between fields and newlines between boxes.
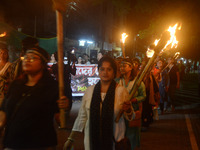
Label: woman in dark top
xmin=0 ymin=47 xmax=68 ymax=150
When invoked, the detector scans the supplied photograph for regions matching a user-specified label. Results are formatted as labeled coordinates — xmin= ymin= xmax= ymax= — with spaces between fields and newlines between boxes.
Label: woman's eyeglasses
xmin=21 ymin=55 xmax=41 ymax=62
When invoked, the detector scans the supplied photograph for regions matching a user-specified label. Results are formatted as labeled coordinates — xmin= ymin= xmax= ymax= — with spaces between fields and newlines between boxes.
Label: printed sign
xmin=71 ymin=64 xmax=100 ymax=96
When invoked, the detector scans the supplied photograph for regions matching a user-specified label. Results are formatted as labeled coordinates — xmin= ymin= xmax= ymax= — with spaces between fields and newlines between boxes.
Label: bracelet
xmin=67 ymin=137 xmax=74 ymax=143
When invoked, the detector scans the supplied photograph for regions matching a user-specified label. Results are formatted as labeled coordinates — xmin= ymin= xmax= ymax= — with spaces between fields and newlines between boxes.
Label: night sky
xmin=0 ymin=0 xmax=200 ymax=60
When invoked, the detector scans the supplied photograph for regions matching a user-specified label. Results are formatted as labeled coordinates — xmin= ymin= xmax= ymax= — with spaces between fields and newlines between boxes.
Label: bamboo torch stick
xmin=56 ymin=10 xmax=66 ymax=128
xmin=53 ymin=0 xmax=68 ymax=128
xmin=116 ymin=23 xmax=181 ymax=122
xmin=115 ymin=31 xmax=171 ymax=122
xmin=161 ymin=52 xmax=180 ymax=73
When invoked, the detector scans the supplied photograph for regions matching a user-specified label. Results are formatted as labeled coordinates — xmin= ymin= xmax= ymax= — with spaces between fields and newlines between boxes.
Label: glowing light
xmin=0 ymin=32 xmax=6 ymax=37
xmin=121 ymin=33 xmax=128 ymax=43
xmin=87 ymin=41 xmax=93 ymax=44
xmin=174 ymin=52 xmax=180 ymax=59
xmin=146 ymin=48 xmax=155 ymax=58
xmin=20 ymin=57 xmax=24 ymax=60
xmin=154 ymin=39 xmax=160 ymax=46
xmin=79 ymin=40 xmax=85 ymax=46
xmin=163 ymin=23 xmax=181 ymax=50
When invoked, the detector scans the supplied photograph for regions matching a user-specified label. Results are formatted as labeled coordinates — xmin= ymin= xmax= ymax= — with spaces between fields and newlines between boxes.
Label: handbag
xmin=129 ymin=103 xmax=142 ymax=127
xmin=114 ymin=137 xmax=131 ymax=150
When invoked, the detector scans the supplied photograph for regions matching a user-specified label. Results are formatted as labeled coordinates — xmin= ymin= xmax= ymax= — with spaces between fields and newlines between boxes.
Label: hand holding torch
xmin=115 ymin=23 xmax=181 ymax=122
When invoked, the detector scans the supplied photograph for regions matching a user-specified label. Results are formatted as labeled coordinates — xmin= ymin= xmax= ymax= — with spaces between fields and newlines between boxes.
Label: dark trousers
xmin=168 ymin=84 xmax=176 ymax=107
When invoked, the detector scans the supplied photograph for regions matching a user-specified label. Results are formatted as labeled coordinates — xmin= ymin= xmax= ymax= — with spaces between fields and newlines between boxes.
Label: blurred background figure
xmin=154 ymin=59 xmax=168 ymax=114
xmin=97 ymin=50 xmax=104 ymax=61
xmin=90 ymin=55 xmax=98 ymax=64
xmin=77 ymin=56 xmax=83 ymax=64
xmin=0 ymin=47 xmax=12 ymax=106
xmin=132 ymin=58 xmax=140 ymax=75
xmin=51 ymin=50 xmax=76 ymax=120
xmin=82 ymin=53 xmax=90 ymax=65
xmin=115 ymin=57 xmax=123 ymax=81
xmin=177 ymin=60 xmax=185 ymax=81
xmin=166 ymin=57 xmax=180 ymax=111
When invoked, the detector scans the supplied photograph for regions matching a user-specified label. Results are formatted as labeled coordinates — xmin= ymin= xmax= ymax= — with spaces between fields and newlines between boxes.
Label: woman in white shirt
xmin=64 ymin=56 xmax=135 ymax=150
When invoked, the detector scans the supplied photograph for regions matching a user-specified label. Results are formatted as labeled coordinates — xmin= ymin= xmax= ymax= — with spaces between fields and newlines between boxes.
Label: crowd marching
xmin=0 ymin=36 xmax=184 ymax=150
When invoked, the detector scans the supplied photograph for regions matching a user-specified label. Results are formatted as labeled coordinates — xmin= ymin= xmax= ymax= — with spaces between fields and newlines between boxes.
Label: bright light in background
xmin=71 ymin=49 xmax=75 ymax=54
xmin=79 ymin=40 xmax=85 ymax=46
xmin=79 ymin=40 xmax=94 ymax=46
xmin=87 ymin=41 xmax=93 ymax=44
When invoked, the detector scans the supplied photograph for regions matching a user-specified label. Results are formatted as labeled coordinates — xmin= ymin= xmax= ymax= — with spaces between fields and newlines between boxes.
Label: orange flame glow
xmin=163 ymin=23 xmax=181 ymax=50
xmin=174 ymin=52 xmax=180 ymax=59
xmin=121 ymin=33 xmax=128 ymax=43
xmin=0 ymin=32 xmax=6 ymax=37
xmin=154 ymin=39 xmax=160 ymax=46
xmin=146 ymin=48 xmax=155 ymax=58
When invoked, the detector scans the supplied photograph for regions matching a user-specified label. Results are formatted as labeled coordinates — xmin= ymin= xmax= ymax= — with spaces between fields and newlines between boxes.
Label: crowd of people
xmin=0 ymin=36 xmax=184 ymax=150
xmin=65 ymin=53 xmax=181 ymax=150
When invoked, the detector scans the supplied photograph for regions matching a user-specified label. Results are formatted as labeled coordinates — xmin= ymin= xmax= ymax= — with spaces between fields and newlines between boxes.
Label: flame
xmin=163 ymin=23 xmax=181 ymax=50
xmin=154 ymin=39 xmax=160 ymax=46
xmin=0 ymin=32 xmax=6 ymax=37
xmin=146 ymin=48 xmax=155 ymax=58
xmin=174 ymin=52 xmax=180 ymax=59
xmin=121 ymin=33 xmax=128 ymax=43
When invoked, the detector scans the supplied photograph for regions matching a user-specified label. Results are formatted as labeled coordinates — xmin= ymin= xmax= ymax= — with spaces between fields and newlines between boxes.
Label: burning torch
xmin=121 ymin=33 xmax=128 ymax=58
xmin=115 ymin=23 xmax=182 ymax=122
xmin=161 ymin=52 xmax=180 ymax=73
xmin=0 ymin=32 xmax=6 ymax=37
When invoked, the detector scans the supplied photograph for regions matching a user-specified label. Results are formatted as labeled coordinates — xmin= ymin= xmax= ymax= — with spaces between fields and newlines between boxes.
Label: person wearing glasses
xmin=0 ymin=47 xmax=69 ymax=150
xmin=10 ymin=37 xmax=39 ymax=81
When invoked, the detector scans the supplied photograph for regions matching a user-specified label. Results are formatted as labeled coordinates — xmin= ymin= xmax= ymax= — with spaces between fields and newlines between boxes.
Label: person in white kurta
xmin=72 ymin=84 xmax=133 ymax=150
xmin=64 ymin=56 xmax=135 ymax=150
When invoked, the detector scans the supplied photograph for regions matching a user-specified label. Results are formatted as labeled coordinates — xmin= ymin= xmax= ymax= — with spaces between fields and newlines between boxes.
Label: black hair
xmin=98 ymin=56 xmax=117 ymax=78
xmin=82 ymin=53 xmax=89 ymax=57
xmin=22 ymin=37 xmax=39 ymax=51
xmin=132 ymin=57 xmax=140 ymax=65
xmin=120 ymin=58 xmax=136 ymax=81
